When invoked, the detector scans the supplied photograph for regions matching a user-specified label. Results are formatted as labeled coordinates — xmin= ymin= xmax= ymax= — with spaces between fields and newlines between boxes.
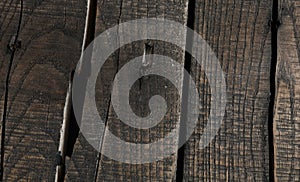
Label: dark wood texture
xmin=275 ymin=0 xmax=300 ymax=181
xmin=95 ymin=2 xmax=190 ymax=180
xmin=2 ymin=0 xmax=300 ymax=181
xmin=0 ymin=0 xmax=86 ymax=180
xmin=183 ymin=0 xmax=272 ymax=181
xmin=66 ymin=0 xmax=190 ymax=181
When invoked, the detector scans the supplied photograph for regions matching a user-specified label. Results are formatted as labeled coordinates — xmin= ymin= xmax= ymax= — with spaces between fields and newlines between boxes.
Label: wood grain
xmin=182 ymin=0 xmax=272 ymax=181
xmin=0 ymin=0 xmax=86 ymax=180
xmin=95 ymin=1 xmax=191 ymax=180
xmin=275 ymin=0 xmax=300 ymax=181
xmin=2 ymin=0 xmax=299 ymax=181
xmin=65 ymin=0 xmax=190 ymax=181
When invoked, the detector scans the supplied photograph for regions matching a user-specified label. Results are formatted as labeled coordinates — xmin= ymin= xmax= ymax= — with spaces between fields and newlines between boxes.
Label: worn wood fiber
xmin=275 ymin=0 xmax=300 ymax=181
xmin=0 ymin=0 xmax=86 ymax=180
xmin=2 ymin=0 xmax=300 ymax=181
xmin=66 ymin=0 xmax=190 ymax=181
xmin=183 ymin=0 xmax=272 ymax=181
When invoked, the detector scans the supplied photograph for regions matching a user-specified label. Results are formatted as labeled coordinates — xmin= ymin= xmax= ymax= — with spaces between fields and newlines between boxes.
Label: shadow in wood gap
xmin=56 ymin=0 xmax=98 ymax=180
xmin=176 ymin=0 xmax=196 ymax=181
xmin=55 ymin=71 xmax=80 ymax=182
xmin=269 ymin=0 xmax=281 ymax=181
xmin=74 ymin=0 xmax=100 ymax=181
xmin=0 ymin=0 xmax=23 ymax=181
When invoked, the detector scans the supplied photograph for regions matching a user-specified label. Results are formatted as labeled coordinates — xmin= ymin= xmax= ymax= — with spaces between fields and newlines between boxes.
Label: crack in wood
xmin=176 ymin=0 xmax=196 ymax=181
xmin=269 ymin=0 xmax=281 ymax=181
xmin=0 ymin=0 xmax=23 ymax=181
xmin=55 ymin=72 xmax=74 ymax=182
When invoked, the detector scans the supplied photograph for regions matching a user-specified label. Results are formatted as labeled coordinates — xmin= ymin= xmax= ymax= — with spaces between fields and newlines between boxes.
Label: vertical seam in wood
xmin=270 ymin=0 xmax=280 ymax=181
xmin=80 ymin=0 xmax=101 ymax=181
xmin=94 ymin=1 xmax=122 ymax=181
xmin=82 ymin=0 xmax=97 ymax=50
xmin=65 ymin=0 xmax=97 ymax=181
xmin=176 ymin=0 xmax=196 ymax=181
xmin=0 ymin=0 xmax=23 ymax=181
xmin=55 ymin=72 xmax=75 ymax=182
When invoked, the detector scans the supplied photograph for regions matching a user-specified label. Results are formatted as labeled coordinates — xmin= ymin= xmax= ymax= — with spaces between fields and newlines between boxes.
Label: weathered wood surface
xmin=0 ymin=0 xmax=86 ymax=180
xmin=95 ymin=3 xmax=190 ymax=181
xmin=275 ymin=0 xmax=300 ymax=181
xmin=183 ymin=0 xmax=272 ymax=181
xmin=66 ymin=0 xmax=190 ymax=181
xmin=2 ymin=0 xmax=300 ymax=181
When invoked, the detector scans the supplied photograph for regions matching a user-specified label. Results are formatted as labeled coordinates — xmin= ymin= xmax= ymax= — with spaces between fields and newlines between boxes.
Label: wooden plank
xmin=275 ymin=0 xmax=300 ymax=181
xmin=66 ymin=0 xmax=190 ymax=181
xmin=0 ymin=1 xmax=21 ymax=130
xmin=96 ymin=1 xmax=191 ymax=180
xmin=0 ymin=0 xmax=22 ymax=178
xmin=182 ymin=0 xmax=272 ymax=181
xmin=0 ymin=0 xmax=86 ymax=180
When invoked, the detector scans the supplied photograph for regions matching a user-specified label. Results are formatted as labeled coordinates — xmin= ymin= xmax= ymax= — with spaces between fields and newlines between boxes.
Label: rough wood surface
xmin=0 ymin=0 xmax=86 ymax=180
xmin=2 ymin=0 xmax=300 ymax=181
xmin=275 ymin=0 xmax=300 ymax=181
xmin=66 ymin=0 xmax=190 ymax=181
xmin=183 ymin=0 xmax=272 ymax=181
